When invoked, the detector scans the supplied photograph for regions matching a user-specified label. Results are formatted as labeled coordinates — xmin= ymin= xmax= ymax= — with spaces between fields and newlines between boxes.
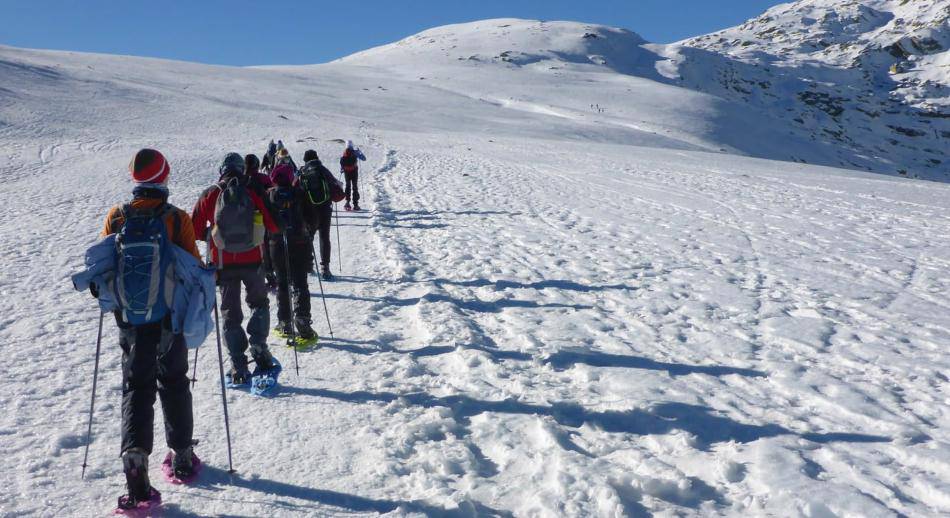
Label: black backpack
xmin=299 ymin=164 xmax=330 ymax=205
xmin=272 ymin=186 xmax=306 ymax=238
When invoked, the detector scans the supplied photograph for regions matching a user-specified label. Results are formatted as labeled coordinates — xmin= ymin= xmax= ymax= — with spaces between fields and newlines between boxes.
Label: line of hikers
xmin=72 ymin=139 xmax=367 ymax=511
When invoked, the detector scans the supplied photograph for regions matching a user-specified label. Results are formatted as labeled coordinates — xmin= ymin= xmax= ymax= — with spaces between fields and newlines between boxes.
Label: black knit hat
xmin=303 ymin=149 xmax=319 ymax=162
xmin=219 ymin=152 xmax=245 ymax=177
xmin=245 ymin=153 xmax=260 ymax=172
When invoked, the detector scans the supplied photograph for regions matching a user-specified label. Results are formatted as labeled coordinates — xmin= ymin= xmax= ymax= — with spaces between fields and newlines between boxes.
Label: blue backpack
xmin=113 ymin=203 xmax=177 ymax=325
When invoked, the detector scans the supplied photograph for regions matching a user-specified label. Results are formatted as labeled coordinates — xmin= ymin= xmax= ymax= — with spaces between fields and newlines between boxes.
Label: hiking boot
xmin=251 ymin=346 xmax=275 ymax=371
xmin=344 ymin=203 xmax=352 ymax=211
xmin=228 ymin=365 xmax=250 ymax=385
xmin=120 ymin=448 xmax=152 ymax=505
xmin=321 ymin=265 xmax=333 ymax=281
xmin=274 ymin=321 xmax=293 ymax=337
xmin=172 ymin=446 xmax=195 ymax=479
xmin=296 ymin=319 xmax=317 ymax=341
xmin=353 ymin=203 xmax=361 ymax=211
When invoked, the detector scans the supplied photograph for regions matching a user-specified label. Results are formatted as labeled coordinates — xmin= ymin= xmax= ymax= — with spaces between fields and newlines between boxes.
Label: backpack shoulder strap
xmin=111 ymin=204 xmax=131 ymax=231
xmin=160 ymin=204 xmax=181 ymax=243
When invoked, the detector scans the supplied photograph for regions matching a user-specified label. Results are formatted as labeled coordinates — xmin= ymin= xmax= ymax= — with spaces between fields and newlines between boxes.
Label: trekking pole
xmin=190 ymin=326 xmax=201 ymax=386
xmin=212 ymin=293 xmax=235 ymax=474
xmin=80 ymin=311 xmax=105 ymax=480
xmin=334 ymin=201 xmax=343 ymax=274
xmin=190 ymin=349 xmax=199 ymax=386
xmin=310 ymin=240 xmax=334 ymax=339
xmin=207 ymin=239 xmax=235 ymax=474
xmin=282 ymin=233 xmax=300 ymax=376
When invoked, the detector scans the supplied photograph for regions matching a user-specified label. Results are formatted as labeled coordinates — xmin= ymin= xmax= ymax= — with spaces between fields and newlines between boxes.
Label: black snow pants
xmin=314 ymin=203 xmax=332 ymax=268
xmin=270 ymin=237 xmax=313 ymax=325
xmin=117 ymin=314 xmax=193 ymax=456
xmin=344 ymin=171 xmax=359 ymax=205
xmin=217 ymin=264 xmax=271 ymax=370
xmin=262 ymin=234 xmax=276 ymax=285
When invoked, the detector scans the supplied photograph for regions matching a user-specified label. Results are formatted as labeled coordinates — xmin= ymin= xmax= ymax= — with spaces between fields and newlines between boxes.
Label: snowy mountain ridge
xmin=671 ymin=0 xmax=949 ymax=178
xmin=338 ymin=8 xmax=948 ymax=180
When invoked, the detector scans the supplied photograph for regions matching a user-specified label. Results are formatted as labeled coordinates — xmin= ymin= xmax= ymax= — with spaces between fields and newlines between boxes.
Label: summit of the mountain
xmin=338 ymin=18 xmax=656 ymax=75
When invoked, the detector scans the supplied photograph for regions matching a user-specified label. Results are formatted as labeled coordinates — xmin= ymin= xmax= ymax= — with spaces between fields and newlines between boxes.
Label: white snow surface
xmin=2 ymin=10 xmax=950 ymax=518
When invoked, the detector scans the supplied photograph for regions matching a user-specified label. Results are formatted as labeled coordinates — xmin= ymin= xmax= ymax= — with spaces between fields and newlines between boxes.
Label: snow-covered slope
xmin=2 ymin=6 xmax=950 ymax=517
xmin=331 ymin=18 xmax=858 ymax=172
xmin=669 ymin=0 xmax=949 ymax=179
xmin=335 ymin=13 xmax=948 ymax=180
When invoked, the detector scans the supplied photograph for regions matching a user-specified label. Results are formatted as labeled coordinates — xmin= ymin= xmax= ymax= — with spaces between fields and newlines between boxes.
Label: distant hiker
xmin=299 ymin=149 xmax=344 ymax=280
xmin=267 ymin=162 xmax=319 ymax=341
xmin=340 ymin=140 xmax=366 ymax=211
xmin=192 ymin=153 xmax=279 ymax=385
xmin=261 ymin=140 xmax=277 ymax=174
xmin=244 ymin=153 xmax=273 ymax=198
xmin=275 ymin=140 xmax=298 ymax=172
xmin=73 ymin=149 xmax=210 ymax=510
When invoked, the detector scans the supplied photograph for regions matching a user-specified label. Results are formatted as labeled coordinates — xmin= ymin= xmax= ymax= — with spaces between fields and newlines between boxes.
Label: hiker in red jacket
xmin=340 ymin=140 xmax=366 ymax=211
xmin=191 ymin=153 xmax=279 ymax=384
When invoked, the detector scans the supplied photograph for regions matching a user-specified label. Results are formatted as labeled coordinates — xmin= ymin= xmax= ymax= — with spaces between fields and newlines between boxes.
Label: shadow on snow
xmin=280 ymin=386 xmax=891 ymax=450
xmin=326 ymin=275 xmax=638 ymax=293
xmin=169 ymin=465 xmax=510 ymax=517
xmin=317 ymin=337 xmax=765 ymax=379
xmin=319 ymin=291 xmax=592 ymax=312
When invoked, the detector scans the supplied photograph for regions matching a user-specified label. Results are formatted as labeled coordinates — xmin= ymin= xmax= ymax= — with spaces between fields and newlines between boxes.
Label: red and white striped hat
xmin=129 ymin=148 xmax=170 ymax=184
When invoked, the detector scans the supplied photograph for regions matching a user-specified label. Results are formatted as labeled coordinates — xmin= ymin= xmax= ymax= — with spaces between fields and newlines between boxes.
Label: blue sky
xmin=0 ymin=1 xmax=785 ymax=66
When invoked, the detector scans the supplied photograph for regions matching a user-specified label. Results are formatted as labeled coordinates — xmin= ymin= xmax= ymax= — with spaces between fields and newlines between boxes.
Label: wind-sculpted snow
xmin=1 ymin=10 xmax=950 ymax=516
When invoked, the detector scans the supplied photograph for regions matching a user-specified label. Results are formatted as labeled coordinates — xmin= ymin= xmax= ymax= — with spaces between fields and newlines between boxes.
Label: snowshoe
xmin=115 ymin=488 xmax=161 ymax=516
xmin=117 ymin=448 xmax=160 ymax=515
xmin=161 ymin=447 xmax=202 ymax=485
xmin=250 ymin=358 xmax=282 ymax=396
xmin=290 ymin=320 xmax=319 ymax=350
xmin=272 ymin=322 xmax=294 ymax=340
xmin=225 ymin=365 xmax=251 ymax=388
xmin=289 ymin=335 xmax=318 ymax=351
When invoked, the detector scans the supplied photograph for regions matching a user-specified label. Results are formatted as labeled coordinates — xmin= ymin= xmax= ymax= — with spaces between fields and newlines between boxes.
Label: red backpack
xmin=341 ymin=150 xmax=358 ymax=173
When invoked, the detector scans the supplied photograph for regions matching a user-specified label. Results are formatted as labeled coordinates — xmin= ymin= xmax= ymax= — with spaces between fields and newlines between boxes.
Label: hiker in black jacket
xmin=267 ymin=162 xmax=319 ymax=339
xmin=298 ymin=149 xmax=342 ymax=281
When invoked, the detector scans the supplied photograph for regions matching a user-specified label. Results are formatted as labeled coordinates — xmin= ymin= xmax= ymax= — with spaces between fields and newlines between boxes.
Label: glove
xmin=89 ymin=282 xmax=100 ymax=299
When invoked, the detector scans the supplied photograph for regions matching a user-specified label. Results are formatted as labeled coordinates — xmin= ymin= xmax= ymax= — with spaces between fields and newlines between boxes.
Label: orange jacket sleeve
xmin=173 ymin=209 xmax=202 ymax=261
xmin=101 ymin=206 xmax=121 ymax=237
